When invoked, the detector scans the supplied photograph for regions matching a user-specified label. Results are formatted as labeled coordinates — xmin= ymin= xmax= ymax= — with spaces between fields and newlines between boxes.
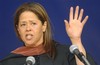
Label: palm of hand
xmin=67 ymin=20 xmax=83 ymax=38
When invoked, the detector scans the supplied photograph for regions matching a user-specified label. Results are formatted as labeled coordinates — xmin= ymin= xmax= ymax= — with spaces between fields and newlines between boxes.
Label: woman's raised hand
xmin=64 ymin=6 xmax=88 ymax=39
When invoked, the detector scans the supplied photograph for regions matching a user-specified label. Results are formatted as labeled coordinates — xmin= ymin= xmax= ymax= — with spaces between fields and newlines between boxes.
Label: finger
xmin=70 ymin=7 xmax=73 ymax=22
xmin=64 ymin=20 xmax=70 ymax=29
xmin=82 ymin=16 xmax=89 ymax=26
xmin=74 ymin=6 xmax=79 ymax=20
xmin=78 ymin=9 xmax=84 ymax=21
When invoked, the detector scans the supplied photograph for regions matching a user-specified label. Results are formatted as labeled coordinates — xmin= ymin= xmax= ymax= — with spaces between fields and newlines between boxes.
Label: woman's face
xmin=17 ymin=11 xmax=47 ymax=47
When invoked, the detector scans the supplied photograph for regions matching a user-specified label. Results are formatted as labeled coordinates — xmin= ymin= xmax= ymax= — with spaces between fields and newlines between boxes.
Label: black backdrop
xmin=0 ymin=0 xmax=99 ymax=64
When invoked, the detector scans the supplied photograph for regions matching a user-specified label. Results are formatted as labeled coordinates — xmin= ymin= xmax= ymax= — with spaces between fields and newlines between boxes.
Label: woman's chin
xmin=25 ymin=43 xmax=35 ymax=47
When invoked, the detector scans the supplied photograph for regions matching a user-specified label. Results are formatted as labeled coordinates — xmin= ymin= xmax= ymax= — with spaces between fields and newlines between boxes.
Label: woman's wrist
xmin=70 ymin=37 xmax=86 ymax=56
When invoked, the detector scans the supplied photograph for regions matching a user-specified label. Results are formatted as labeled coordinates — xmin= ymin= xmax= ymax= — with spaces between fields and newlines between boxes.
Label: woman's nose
xmin=26 ymin=25 xmax=31 ymax=32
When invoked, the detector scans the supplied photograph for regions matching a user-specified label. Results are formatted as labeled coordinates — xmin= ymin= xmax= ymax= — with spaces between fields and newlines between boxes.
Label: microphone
xmin=69 ymin=45 xmax=90 ymax=65
xmin=26 ymin=56 xmax=36 ymax=65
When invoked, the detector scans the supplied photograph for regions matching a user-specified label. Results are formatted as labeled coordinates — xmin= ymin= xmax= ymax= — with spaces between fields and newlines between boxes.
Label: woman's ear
xmin=16 ymin=25 xmax=20 ymax=35
xmin=42 ymin=21 xmax=47 ymax=32
xmin=16 ymin=25 xmax=19 ymax=32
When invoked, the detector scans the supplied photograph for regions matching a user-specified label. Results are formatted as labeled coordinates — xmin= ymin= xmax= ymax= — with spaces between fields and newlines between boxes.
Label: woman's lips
xmin=25 ymin=34 xmax=33 ymax=40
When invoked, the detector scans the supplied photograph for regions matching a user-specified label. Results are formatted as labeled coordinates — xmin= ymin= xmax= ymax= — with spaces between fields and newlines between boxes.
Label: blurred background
xmin=0 ymin=0 xmax=99 ymax=64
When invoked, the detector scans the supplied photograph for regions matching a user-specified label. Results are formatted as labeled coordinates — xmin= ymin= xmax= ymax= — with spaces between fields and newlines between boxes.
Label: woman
xmin=0 ymin=2 xmax=96 ymax=65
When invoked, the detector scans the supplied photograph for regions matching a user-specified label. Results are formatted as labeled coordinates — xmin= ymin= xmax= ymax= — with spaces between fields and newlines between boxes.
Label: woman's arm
xmin=64 ymin=6 xmax=88 ymax=65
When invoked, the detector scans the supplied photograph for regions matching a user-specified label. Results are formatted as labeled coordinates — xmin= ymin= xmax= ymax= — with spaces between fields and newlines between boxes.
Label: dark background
xmin=0 ymin=0 xmax=99 ymax=64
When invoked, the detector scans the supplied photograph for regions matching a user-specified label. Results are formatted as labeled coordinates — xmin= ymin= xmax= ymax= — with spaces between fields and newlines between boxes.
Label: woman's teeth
xmin=26 ymin=34 xmax=33 ymax=40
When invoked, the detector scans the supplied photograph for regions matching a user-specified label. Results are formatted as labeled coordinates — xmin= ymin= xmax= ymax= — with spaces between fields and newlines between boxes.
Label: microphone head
xmin=69 ymin=45 xmax=78 ymax=53
xmin=26 ymin=56 xmax=35 ymax=65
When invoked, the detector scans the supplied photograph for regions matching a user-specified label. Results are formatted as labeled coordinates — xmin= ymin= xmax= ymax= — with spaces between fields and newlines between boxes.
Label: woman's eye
xmin=21 ymin=24 xmax=26 ymax=26
xmin=32 ymin=23 xmax=36 ymax=25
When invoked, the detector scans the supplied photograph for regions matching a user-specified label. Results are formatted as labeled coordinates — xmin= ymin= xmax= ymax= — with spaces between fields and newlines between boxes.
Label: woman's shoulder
xmin=0 ymin=53 xmax=27 ymax=65
xmin=0 ymin=53 xmax=25 ymax=63
xmin=53 ymin=41 xmax=70 ymax=53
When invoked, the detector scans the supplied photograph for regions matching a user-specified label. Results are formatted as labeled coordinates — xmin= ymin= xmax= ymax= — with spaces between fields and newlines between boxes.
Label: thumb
xmin=64 ymin=20 xmax=69 ymax=30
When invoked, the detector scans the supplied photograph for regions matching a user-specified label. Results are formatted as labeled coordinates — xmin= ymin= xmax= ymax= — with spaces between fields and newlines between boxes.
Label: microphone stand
xmin=78 ymin=52 xmax=90 ymax=65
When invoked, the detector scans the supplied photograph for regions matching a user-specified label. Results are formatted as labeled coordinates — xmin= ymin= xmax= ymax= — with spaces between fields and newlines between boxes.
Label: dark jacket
xmin=0 ymin=43 xmax=96 ymax=65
